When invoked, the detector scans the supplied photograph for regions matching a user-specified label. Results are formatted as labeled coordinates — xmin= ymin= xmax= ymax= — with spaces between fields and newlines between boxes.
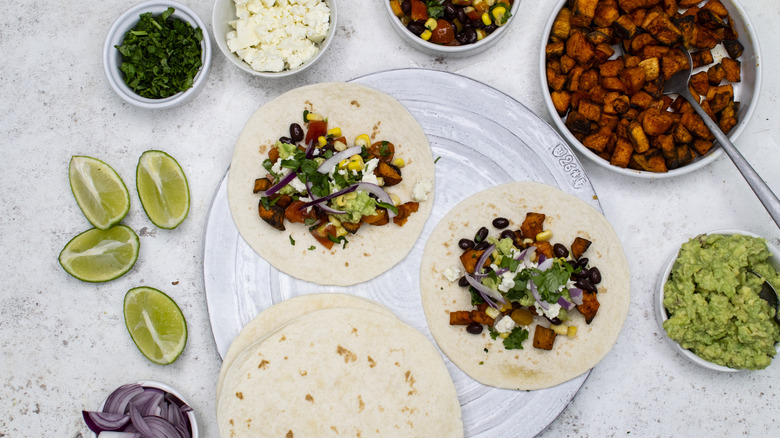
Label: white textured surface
xmin=1 ymin=1 xmax=779 ymax=437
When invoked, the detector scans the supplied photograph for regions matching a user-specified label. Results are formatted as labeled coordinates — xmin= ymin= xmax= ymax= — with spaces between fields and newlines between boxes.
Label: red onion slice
xmin=300 ymin=183 xmax=357 ymax=213
xmin=128 ymin=404 xmax=154 ymax=437
xmin=256 ymin=170 xmax=298 ymax=198
xmin=144 ymin=416 xmax=187 ymax=438
xmin=83 ymin=411 xmax=130 ymax=433
xmin=557 ymin=296 xmax=575 ymax=310
xmin=530 ymin=281 xmax=548 ymax=310
xmin=97 ymin=432 xmax=141 ymax=438
xmin=465 ymin=274 xmax=506 ymax=309
xmin=354 ymin=182 xmax=396 ymax=219
xmin=568 ymin=287 xmax=584 ymax=305
xmin=103 ymin=384 xmax=145 ymax=415
xmin=537 ymin=257 xmax=553 ymax=271
xmin=474 ymin=244 xmax=495 ymax=276
xmin=317 ymin=146 xmax=362 ymax=174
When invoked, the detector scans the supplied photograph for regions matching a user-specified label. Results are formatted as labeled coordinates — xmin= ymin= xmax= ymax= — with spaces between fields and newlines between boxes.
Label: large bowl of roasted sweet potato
xmin=539 ymin=0 xmax=762 ymax=178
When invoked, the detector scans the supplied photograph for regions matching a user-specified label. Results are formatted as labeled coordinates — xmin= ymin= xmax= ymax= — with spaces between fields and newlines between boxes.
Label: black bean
xmin=499 ymin=229 xmax=516 ymax=241
xmin=474 ymin=226 xmax=488 ymax=243
xmin=492 ymin=217 xmax=509 ymax=229
xmin=472 ymin=19 xmax=484 ymax=29
xmin=553 ymin=243 xmax=569 ymax=258
xmin=458 ymin=276 xmax=469 ymax=287
xmin=484 ymin=24 xmax=498 ymax=34
xmin=457 ymin=7 xmax=467 ymax=23
xmin=589 ymin=267 xmax=602 ymax=285
xmin=458 ymin=238 xmax=475 ymax=250
xmin=400 ymin=0 xmax=411 ymax=16
xmin=278 ymin=136 xmax=293 ymax=144
xmin=407 ymin=20 xmax=426 ymax=36
xmin=474 ymin=240 xmax=490 ymax=251
xmin=443 ymin=2 xmax=456 ymax=19
xmin=460 ymin=27 xmax=477 ymax=44
xmin=466 ymin=323 xmax=483 ymax=335
xmin=289 ymin=123 xmax=304 ymax=142
xmin=575 ymin=278 xmax=597 ymax=293
xmin=576 ymin=257 xmax=589 ymax=268
xmin=575 ymin=268 xmax=590 ymax=279
xmin=547 ymin=316 xmax=563 ymax=325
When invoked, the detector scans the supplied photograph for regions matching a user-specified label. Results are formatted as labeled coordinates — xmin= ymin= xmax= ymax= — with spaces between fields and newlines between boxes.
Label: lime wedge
xmin=123 ymin=286 xmax=188 ymax=365
xmin=58 ymin=225 xmax=139 ymax=282
xmin=69 ymin=156 xmax=131 ymax=230
xmin=136 ymin=150 xmax=190 ymax=229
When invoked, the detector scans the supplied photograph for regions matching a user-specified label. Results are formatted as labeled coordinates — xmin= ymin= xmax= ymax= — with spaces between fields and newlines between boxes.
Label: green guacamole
xmin=663 ymin=234 xmax=780 ymax=370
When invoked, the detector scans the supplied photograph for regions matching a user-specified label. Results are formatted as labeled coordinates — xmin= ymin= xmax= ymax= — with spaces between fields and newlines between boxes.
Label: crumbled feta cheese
xmin=497 ymin=270 xmax=516 ymax=293
xmin=534 ymin=301 xmax=562 ymax=320
xmin=411 ymin=178 xmax=433 ymax=202
xmin=494 ymin=315 xmax=516 ymax=334
xmin=443 ymin=266 xmax=461 ymax=282
xmin=228 ymin=0 xmax=330 ymax=72
xmin=288 ymin=175 xmax=307 ymax=193
xmin=271 ymin=159 xmax=284 ymax=175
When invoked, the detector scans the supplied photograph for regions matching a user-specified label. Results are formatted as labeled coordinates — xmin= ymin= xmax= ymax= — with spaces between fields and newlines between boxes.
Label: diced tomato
xmin=284 ymin=200 xmax=317 ymax=224
xmin=430 ymin=19 xmax=455 ymax=44
xmin=410 ymin=0 xmax=428 ymax=21
xmin=310 ymin=223 xmax=337 ymax=249
xmin=305 ymin=120 xmax=328 ymax=145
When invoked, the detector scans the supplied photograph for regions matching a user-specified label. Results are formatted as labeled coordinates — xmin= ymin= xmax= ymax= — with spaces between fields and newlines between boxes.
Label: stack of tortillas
xmin=216 ymin=294 xmax=464 ymax=437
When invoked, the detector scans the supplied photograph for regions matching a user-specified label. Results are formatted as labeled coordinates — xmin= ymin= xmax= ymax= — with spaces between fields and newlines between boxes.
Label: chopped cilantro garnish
xmin=502 ymin=327 xmax=529 ymax=350
xmin=327 ymin=234 xmax=349 ymax=249
xmin=289 ymin=235 xmax=295 ymax=245
xmin=308 ymin=245 xmax=316 ymax=250
xmin=434 ymin=156 xmax=442 ymax=164
xmin=376 ymin=201 xmax=398 ymax=215
xmin=379 ymin=141 xmax=391 ymax=156
xmin=426 ymin=0 xmax=445 ymax=18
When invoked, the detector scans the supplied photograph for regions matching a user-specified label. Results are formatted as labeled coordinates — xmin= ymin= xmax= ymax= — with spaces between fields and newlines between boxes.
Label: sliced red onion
xmin=304 ymin=140 xmax=316 ymax=159
xmin=97 ymin=432 xmax=141 ymax=438
xmin=103 ymin=384 xmax=144 ymax=415
xmin=83 ymin=411 xmax=130 ymax=433
xmin=530 ymin=281 xmax=548 ymax=310
xmin=557 ymin=296 xmax=575 ymax=310
xmin=300 ymin=183 xmax=357 ymax=213
xmin=465 ymin=274 xmax=506 ymax=309
xmin=128 ymin=404 xmax=153 ymax=437
xmin=472 ymin=244 xmax=496 ymax=279
xmin=256 ymin=169 xmax=298 ymax=198
xmin=354 ymin=182 xmax=396 ymax=219
xmin=568 ymin=287 xmax=584 ymax=305
xmin=130 ymin=390 xmax=164 ymax=416
xmin=317 ymin=146 xmax=362 ymax=174
xmin=537 ymin=257 xmax=553 ymax=271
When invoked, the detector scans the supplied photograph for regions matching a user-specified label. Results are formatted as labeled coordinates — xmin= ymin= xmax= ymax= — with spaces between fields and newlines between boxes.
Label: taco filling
xmin=253 ymin=110 xmax=428 ymax=250
xmin=447 ymin=212 xmax=602 ymax=352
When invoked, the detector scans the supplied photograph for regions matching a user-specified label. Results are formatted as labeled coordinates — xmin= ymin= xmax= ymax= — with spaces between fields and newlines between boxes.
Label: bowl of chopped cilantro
xmin=103 ymin=1 xmax=212 ymax=109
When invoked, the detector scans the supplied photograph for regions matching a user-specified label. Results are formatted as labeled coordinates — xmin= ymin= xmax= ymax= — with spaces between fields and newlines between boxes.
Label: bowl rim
xmin=91 ymin=379 xmax=199 ymax=437
xmin=382 ymin=0 xmax=520 ymax=55
xmin=103 ymin=0 xmax=212 ymax=109
xmin=211 ymin=0 xmax=337 ymax=78
xmin=655 ymin=229 xmax=780 ymax=372
xmin=538 ymin=0 xmax=763 ymax=179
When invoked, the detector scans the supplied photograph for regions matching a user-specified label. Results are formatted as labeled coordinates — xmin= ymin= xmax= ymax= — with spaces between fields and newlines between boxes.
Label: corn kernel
xmin=476 ymin=28 xmax=486 ymax=41
xmin=551 ymin=324 xmax=568 ymax=336
xmin=498 ymin=302 xmax=512 ymax=313
xmin=347 ymin=155 xmax=364 ymax=171
xmin=336 ymin=226 xmax=348 ymax=237
xmin=318 ymin=136 xmax=327 ymax=147
xmin=391 ymin=157 xmax=405 ymax=168
xmin=491 ymin=6 xmax=507 ymax=25
xmin=481 ymin=12 xmax=492 ymax=26
xmin=328 ymin=215 xmax=341 ymax=227
xmin=420 ymin=30 xmax=432 ymax=41
xmin=333 ymin=140 xmax=347 ymax=152
xmin=344 ymin=192 xmax=357 ymax=201
xmin=354 ymin=134 xmax=371 ymax=148
xmin=535 ymin=230 xmax=553 ymax=241
xmin=485 ymin=307 xmax=500 ymax=319
xmin=522 ymin=238 xmax=534 ymax=246
xmin=390 ymin=193 xmax=401 ymax=206
xmin=376 ymin=177 xmax=385 ymax=186
xmin=424 ymin=18 xmax=438 ymax=31
xmin=338 ymin=159 xmax=349 ymax=169
xmin=306 ymin=112 xmax=323 ymax=121
xmin=334 ymin=195 xmax=346 ymax=207
xmin=567 ymin=326 xmax=577 ymax=338
xmin=499 ymin=332 xmax=510 ymax=339
xmin=327 ymin=127 xmax=342 ymax=137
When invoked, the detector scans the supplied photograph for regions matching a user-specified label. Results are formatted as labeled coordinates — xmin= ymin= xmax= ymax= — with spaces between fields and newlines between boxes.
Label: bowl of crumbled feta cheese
xmin=213 ymin=0 xmax=335 ymax=77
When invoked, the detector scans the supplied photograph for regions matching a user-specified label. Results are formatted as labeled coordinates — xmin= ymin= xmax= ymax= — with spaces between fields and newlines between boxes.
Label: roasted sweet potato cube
xmin=707 ymin=63 xmax=726 ymax=85
xmin=628 ymin=7 xmax=647 ymax=26
xmin=579 ymin=99 xmax=603 ymax=121
xmin=583 ymin=130 xmax=612 ymax=152
xmin=253 ymin=177 xmax=273 ymax=193
xmin=460 ymin=249 xmax=488 ymax=274
xmin=547 ymin=67 xmax=567 ymax=91
xmin=599 ymin=113 xmax=621 ymax=130
xmin=571 ymin=0 xmax=599 ymax=27
xmin=619 ymin=67 xmax=646 ymax=95
xmin=392 ymin=201 xmax=419 ymax=226
xmin=668 ymin=144 xmax=694 ymax=169
xmin=471 ymin=310 xmax=495 ymax=326
xmin=642 ymin=107 xmax=675 ymax=135
xmin=521 ymin=212 xmax=546 ymax=240
xmin=532 ymin=325 xmax=557 ymax=350
xmin=723 ymin=39 xmax=744 ymax=59
xmin=546 ymin=41 xmax=565 ymax=58
xmin=661 ymin=54 xmax=686 ymax=81
xmin=681 ymin=112 xmax=715 ymax=140
xmin=610 ymin=137 xmax=634 ymax=168
xmin=624 ymin=55 xmax=641 ymax=68
xmin=571 ymin=236 xmax=592 ymax=260
xmin=627 ymin=120 xmax=650 ymax=153
xmin=601 ymin=76 xmax=628 ymax=94
xmin=576 ymin=291 xmax=601 ymax=324
xmin=693 ymin=26 xmax=720 ymax=49
xmin=449 ymin=311 xmax=473 ymax=326
xmin=534 ymin=241 xmax=555 ymax=260
xmin=689 ymin=71 xmax=709 ymax=95
xmin=641 ymin=45 xmax=670 ymax=60
xmin=593 ymin=1 xmax=620 ymax=27
xmin=599 ymin=59 xmax=625 ymax=78
xmin=559 ymin=54 xmax=577 ymax=74
xmin=691 ymin=138 xmax=714 ymax=155
xmin=721 ymin=57 xmax=741 ymax=83
xmin=341 ymin=220 xmax=362 ymax=234
xmin=691 ymin=49 xmax=714 ymax=68
xmin=719 ymin=100 xmax=739 ymax=132
xmin=629 ymin=90 xmax=653 ymax=110
xmin=566 ymin=31 xmax=595 ymax=64
xmin=566 ymin=65 xmax=585 ymax=92
xmin=603 ymin=92 xmax=630 ymax=114
xmin=589 ymin=85 xmax=608 ymax=104
xmin=618 ymin=0 xmax=662 ymax=13
xmin=258 ymin=200 xmax=286 ymax=231
xmin=702 ymin=0 xmax=729 ymax=17
xmin=627 ymin=33 xmax=657 ymax=55
xmin=661 ymin=0 xmax=678 ymax=16
xmin=363 ymin=208 xmax=389 ymax=226
xmin=699 ymin=100 xmax=717 ymax=122
xmin=643 ymin=11 xmax=683 ymax=45
xmin=551 ymin=90 xmax=572 ymax=115
xmin=580 ymin=69 xmax=601 ymax=92
xmin=587 ymin=29 xmax=612 ymax=45
xmin=630 ymin=149 xmax=668 ymax=172
xmin=594 ymin=43 xmax=617 ymax=63
xmin=566 ymin=111 xmax=592 ymax=135
xmin=375 ymin=161 xmax=403 ymax=186
xmin=637 ymin=57 xmax=660 ymax=82
xmin=654 ymin=133 xmax=675 ymax=157
xmin=679 ymin=0 xmax=700 ymax=6
xmin=613 ymin=14 xmax=638 ymax=39
xmin=672 ymin=123 xmax=693 ymax=144
xmin=706 ymin=84 xmax=734 ymax=113
xmin=551 ymin=7 xmax=572 ymax=41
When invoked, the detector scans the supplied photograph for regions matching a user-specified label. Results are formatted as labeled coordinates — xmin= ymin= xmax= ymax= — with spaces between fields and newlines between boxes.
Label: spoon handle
xmin=682 ymin=89 xmax=780 ymax=228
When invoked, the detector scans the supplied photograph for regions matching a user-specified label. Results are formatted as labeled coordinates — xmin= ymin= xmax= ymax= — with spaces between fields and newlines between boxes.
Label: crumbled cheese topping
xmin=443 ymin=266 xmax=461 ymax=282
xmin=227 ymin=0 xmax=330 ymax=72
xmin=411 ymin=178 xmax=433 ymax=202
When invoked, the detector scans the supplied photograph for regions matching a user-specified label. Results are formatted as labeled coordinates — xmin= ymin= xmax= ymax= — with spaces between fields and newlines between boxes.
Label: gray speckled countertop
xmin=1 ymin=0 xmax=779 ymax=437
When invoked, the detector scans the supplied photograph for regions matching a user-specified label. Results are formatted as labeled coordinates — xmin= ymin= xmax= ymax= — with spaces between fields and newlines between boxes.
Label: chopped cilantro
xmin=308 ymin=245 xmax=316 ymax=250
xmin=376 ymin=201 xmax=398 ymax=215
xmin=379 ymin=141 xmax=391 ymax=156
xmin=289 ymin=235 xmax=295 ymax=245
xmin=426 ymin=0 xmax=445 ymax=18
xmin=502 ymin=327 xmax=529 ymax=350
xmin=434 ymin=156 xmax=442 ymax=164
xmin=327 ymin=234 xmax=349 ymax=249
xmin=488 ymin=326 xmax=499 ymax=340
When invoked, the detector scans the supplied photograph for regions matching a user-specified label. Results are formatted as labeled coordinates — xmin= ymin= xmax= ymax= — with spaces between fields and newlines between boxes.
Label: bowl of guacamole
xmin=656 ymin=230 xmax=780 ymax=372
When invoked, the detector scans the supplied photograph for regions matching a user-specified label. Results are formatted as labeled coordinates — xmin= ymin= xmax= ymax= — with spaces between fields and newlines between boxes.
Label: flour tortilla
xmin=216 ymin=307 xmax=463 ymax=438
xmin=215 ymin=293 xmax=394 ymax=402
xmin=420 ymin=182 xmax=631 ymax=390
xmin=227 ymin=82 xmax=435 ymax=286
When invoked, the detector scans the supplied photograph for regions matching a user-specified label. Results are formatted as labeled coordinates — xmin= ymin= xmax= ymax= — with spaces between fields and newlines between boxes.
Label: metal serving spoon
xmin=663 ymin=49 xmax=780 ymax=228
xmin=748 ymin=270 xmax=780 ymax=325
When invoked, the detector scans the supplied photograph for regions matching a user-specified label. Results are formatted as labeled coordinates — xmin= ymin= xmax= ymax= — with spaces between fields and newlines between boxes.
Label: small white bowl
xmin=539 ymin=0 xmax=762 ymax=178
xmin=91 ymin=380 xmax=199 ymax=437
xmin=383 ymin=1 xmax=519 ymax=58
xmin=212 ymin=0 xmax=336 ymax=78
xmin=655 ymin=229 xmax=780 ymax=372
xmin=103 ymin=1 xmax=212 ymax=109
